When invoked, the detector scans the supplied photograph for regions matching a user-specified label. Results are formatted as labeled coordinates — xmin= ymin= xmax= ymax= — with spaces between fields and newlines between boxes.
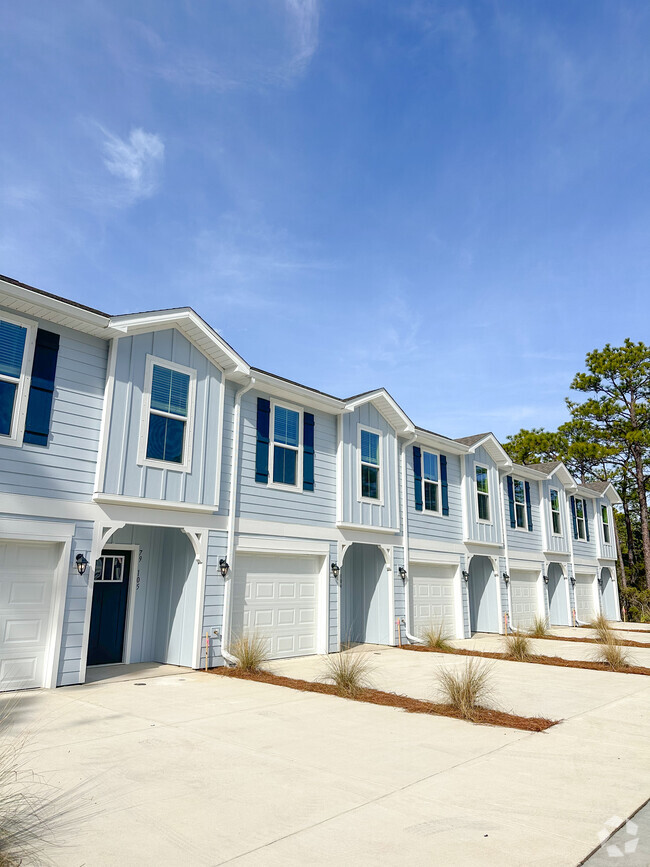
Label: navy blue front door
xmin=88 ymin=552 xmax=132 ymax=666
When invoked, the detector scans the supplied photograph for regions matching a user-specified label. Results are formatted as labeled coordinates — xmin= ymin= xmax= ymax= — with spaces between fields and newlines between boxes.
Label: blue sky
xmin=2 ymin=1 xmax=649 ymax=441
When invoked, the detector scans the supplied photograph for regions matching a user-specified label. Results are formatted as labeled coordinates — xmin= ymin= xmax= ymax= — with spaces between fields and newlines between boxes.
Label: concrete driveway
xmin=4 ymin=649 xmax=650 ymax=867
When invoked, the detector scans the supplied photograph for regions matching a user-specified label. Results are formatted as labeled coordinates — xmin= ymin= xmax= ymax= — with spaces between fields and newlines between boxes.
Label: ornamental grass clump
xmin=597 ymin=636 xmax=632 ymax=671
xmin=591 ymin=613 xmax=614 ymax=644
xmin=435 ymin=659 xmax=494 ymax=721
xmin=505 ymin=631 xmax=533 ymax=661
xmin=230 ymin=633 xmax=269 ymax=672
xmin=321 ymin=651 xmax=373 ymax=698
xmin=528 ymin=616 xmax=550 ymax=638
xmin=421 ymin=622 xmax=453 ymax=652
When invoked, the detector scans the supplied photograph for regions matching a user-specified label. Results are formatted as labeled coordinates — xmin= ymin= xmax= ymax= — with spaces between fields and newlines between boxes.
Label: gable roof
xmin=455 ymin=432 xmax=511 ymax=467
xmin=581 ymin=480 xmax=622 ymax=504
xmin=455 ymin=432 xmax=492 ymax=447
xmin=344 ymin=388 xmax=415 ymax=435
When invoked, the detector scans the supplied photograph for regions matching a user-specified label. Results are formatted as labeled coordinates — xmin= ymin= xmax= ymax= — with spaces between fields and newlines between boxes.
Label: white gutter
xmin=400 ymin=433 xmax=422 ymax=644
xmin=221 ymin=377 xmax=256 ymax=664
xmin=498 ymin=474 xmax=513 ymax=634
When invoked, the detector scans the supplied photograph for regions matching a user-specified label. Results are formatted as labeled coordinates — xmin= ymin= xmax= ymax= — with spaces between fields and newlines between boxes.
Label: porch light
xmin=597 ymin=575 xmax=603 ymax=586
xmin=219 ymin=558 xmax=230 ymax=578
xmin=75 ymin=553 xmax=89 ymax=576
xmin=570 ymin=575 xmax=576 ymax=586
xmin=331 ymin=562 xmax=340 ymax=581
xmin=462 ymin=570 xmax=469 ymax=583
xmin=398 ymin=566 xmax=407 ymax=582
xmin=543 ymin=574 xmax=549 ymax=585
xmin=502 ymin=572 xmax=510 ymax=586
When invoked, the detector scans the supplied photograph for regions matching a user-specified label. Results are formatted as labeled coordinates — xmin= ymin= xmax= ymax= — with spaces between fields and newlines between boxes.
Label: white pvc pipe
xmin=221 ymin=377 xmax=256 ymax=665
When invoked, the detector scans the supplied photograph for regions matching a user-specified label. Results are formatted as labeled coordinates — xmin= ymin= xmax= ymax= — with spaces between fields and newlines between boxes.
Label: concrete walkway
xmin=3 ymin=650 xmax=650 ymax=866
xmin=583 ymin=799 xmax=650 ymax=865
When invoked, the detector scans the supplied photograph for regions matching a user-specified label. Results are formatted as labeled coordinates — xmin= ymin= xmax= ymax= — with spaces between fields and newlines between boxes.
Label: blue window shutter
xmin=584 ymin=500 xmax=590 ymax=541
xmin=524 ymin=481 xmax=533 ymax=532
xmin=24 ymin=329 xmax=59 ymax=447
xmin=413 ymin=446 xmax=423 ymax=511
xmin=255 ymin=397 xmax=270 ymax=484
xmin=303 ymin=412 xmax=315 ymax=491
xmin=440 ymin=454 xmax=449 ymax=516
xmin=506 ymin=476 xmax=516 ymax=528
xmin=570 ymin=496 xmax=578 ymax=539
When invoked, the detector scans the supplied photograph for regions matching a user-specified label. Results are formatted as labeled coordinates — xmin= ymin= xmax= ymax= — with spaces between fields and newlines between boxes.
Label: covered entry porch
xmin=83 ymin=523 xmax=205 ymax=683
xmin=340 ymin=543 xmax=392 ymax=647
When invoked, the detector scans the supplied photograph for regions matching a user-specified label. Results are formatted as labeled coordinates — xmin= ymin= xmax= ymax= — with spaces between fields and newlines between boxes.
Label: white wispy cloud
xmin=282 ymin=0 xmax=319 ymax=80
xmin=101 ymin=127 xmax=165 ymax=205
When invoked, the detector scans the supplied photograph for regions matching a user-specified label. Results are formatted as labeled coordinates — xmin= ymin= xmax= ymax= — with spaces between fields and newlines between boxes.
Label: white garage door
xmin=575 ymin=574 xmax=597 ymax=623
xmin=411 ymin=563 xmax=457 ymax=638
xmin=0 ymin=540 xmax=61 ymax=691
xmin=510 ymin=570 xmax=540 ymax=631
xmin=232 ymin=554 xmax=321 ymax=659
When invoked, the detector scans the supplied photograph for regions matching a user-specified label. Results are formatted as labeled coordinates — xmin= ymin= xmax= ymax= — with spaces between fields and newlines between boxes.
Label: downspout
xmin=565 ymin=488 xmax=580 ymax=626
xmin=221 ymin=376 xmax=256 ymax=664
xmin=498 ymin=473 xmax=513 ymax=633
xmin=400 ymin=433 xmax=422 ymax=644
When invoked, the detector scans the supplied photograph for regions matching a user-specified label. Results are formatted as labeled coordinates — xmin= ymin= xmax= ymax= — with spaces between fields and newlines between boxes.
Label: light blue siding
xmin=393 ymin=546 xmax=405 ymax=644
xmin=407 ymin=448 xmax=463 ymax=542
xmin=597 ymin=496 xmax=617 ymax=562
xmin=571 ymin=497 xmax=598 ymax=558
xmin=56 ymin=519 xmax=95 ymax=686
xmin=202 ymin=530 xmax=228 ymax=668
xmin=504 ymin=476 xmax=543 ymax=553
xmin=237 ymin=389 xmax=337 ymax=526
xmin=464 ymin=447 xmax=502 ymax=545
xmin=498 ymin=555 xmax=509 ymax=624
xmin=542 ymin=474 xmax=570 ymax=554
xmin=459 ymin=552 xmax=470 ymax=638
xmin=341 ymin=403 xmax=400 ymax=530
xmin=103 ymin=330 xmax=223 ymax=507
xmin=0 ymin=307 xmax=108 ymax=502
xmin=328 ymin=540 xmax=339 ymax=652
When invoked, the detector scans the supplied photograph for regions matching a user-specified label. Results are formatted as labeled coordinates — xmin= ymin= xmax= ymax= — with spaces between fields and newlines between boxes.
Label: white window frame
xmin=475 ymin=464 xmax=491 ymax=523
xmin=601 ymin=503 xmax=611 ymax=544
xmin=358 ymin=423 xmax=383 ymax=505
xmin=550 ymin=488 xmax=562 ymax=536
xmin=268 ymin=400 xmax=303 ymax=491
xmin=0 ymin=310 xmax=37 ymax=448
xmin=137 ymin=354 xmax=197 ymax=472
xmin=512 ymin=477 xmax=528 ymax=531
xmin=422 ymin=449 xmax=441 ymax=514
xmin=575 ymin=497 xmax=587 ymax=541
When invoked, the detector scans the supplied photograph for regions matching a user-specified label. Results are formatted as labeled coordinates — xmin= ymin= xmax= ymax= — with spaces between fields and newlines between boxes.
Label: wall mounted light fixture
xmin=219 ymin=558 xmax=230 ymax=578
xmin=398 ymin=566 xmax=407 ymax=582
xmin=462 ymin=570 xmax=469 ymax=583
xmin=75 ymin=554 xmax=88 ymax=576
xmin=331 ymin=562 xmax=340 ymax=581
xmin=502 ymin=572 xmax=510 ymax=586
xmin=543 ymin=574 xmax=549 ymax=585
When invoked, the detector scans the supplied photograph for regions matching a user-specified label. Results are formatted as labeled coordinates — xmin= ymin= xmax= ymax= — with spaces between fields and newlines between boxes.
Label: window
xmin=550 ymin=489 xmax=561 ymax=535
xmin=601 ymin=504 xmax=611 ymax=544
xmin=360 ymin=428 xmax=380 ymax=500
xmin=575 ymin=497 xmax=586 ymax=540
xmin=139 ymin=356 xmax=196 ymax=470
xmin=272 ymin=404 xmax=300 ymax=486
xmin=476 ymin=465 xmax=490 ymax=521
xmin=423 ymin=451 xmax=439 ymax=512
xmin=513 ymin=478 xmax=527 ymax=529
xmin=94 ymin=555 xmax=125 ymax=582
xmin=0 ymin=317 xmax=30 ymax=442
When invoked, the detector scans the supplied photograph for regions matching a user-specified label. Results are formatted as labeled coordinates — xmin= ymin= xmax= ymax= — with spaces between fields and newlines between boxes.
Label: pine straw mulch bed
xmin=208 ymin=666 xmax=556 ymax=732
xmin=579 ymin=624 xmax=650 ymax=636
xmin=402 ymin=643 xmax=650 ymax=676
xmin=534 ymin=633 xmax=650 ymax=649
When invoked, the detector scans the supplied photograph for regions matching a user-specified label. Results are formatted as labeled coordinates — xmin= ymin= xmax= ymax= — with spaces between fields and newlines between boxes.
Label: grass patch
xmin=421 ymin=622 xmax=453 ymax=652
xmin=506 ymin=631 xmax=533 ymax=660
xmin=209 ymin=666 xmax=555 ymax=731
xmin=528 ymin=616 xmax=551 ymax=638
xmin=434 ymin=659 xmax=494 ymax=722
xmin=596 ymin=637 xmax=633 ymax=671
xmin=590 ymin=614 xmax=614 ymax=644
xmin=321 ymin=650 xmax=373 ymax=697
xmin=230 ymin=633 xmax=269 ymax=672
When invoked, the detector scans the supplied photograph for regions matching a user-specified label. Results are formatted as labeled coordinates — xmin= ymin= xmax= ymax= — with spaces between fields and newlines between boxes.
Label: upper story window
xmin=550 ymin=488 xmax=562 ymax=535
xmin=272 ymin=404 xmax=300 ymax=486
xmin=139 ymin=356 xmax=196 ymax=471
xmin=575 ymin=497 xmax=587 ymax=540
xmin=513 ymin=478 xmax=527 ymax=529
xmin=359 ymin=427 xmax=381 ymax=501
xmin=423 ymin=451 xmax=440 ymax=512
xmin=601 ymin=504 xmax=611 ymax=544
xmin=476 ymin=465 xmax=490 ymax=521
xmin=0 ymin=314 xmax=37 ymax=447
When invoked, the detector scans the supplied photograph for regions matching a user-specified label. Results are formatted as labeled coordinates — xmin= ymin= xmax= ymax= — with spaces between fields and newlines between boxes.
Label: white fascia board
xmin=248 ymin=369 xmax=345 ymax=413
xmin=0 ymin=279 xmax=118 ymax=337
xmin=109 ymin=309 xmax=250 ymax=376
xmin=550 ymin=462 xmax=578 ymax=491
xmin=575 ymin=485 xmax=599 ymax=500
xmin=345 ymin=390 xmax=415 ymax=435
xmin=413 ymin=429 xmax=469 ymax=455
xmin=502 ymin=465 xmax=548 ymax=481
xmin=466 ymin=434 xmax=511 ymax=467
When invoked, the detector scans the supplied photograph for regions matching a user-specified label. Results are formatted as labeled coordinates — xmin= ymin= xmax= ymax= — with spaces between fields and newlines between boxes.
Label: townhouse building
xmin=0 ymin=275 xmax=621 ymax=691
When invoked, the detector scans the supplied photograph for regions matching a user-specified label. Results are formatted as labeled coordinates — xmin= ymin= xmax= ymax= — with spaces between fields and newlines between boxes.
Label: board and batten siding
xmin=56 ymin=519 xmax=95 ymax=686
xmin=340 ymin=403 xmax=400 ymax=530
xmin=597 ymin=496 xmax=617 ymax=562
xmin=542 ymin=474 xmax=570 ymax=554
xmin=504 ymin=476 xmax=543 ymax=553
xmin=237 ymin=389 xmax=337 ymax=526
xmin=407 ymin=447 xmax=463 ymax=542
xmin=464 ymin=446 xmax=503 ymax=545
xmin=0 ymin=307 xmax=108 ymax=502
xmin=571 ymin=497 xmax=598 ymax=559
xmin=102 ymin=329 xmax=224 ymax=507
